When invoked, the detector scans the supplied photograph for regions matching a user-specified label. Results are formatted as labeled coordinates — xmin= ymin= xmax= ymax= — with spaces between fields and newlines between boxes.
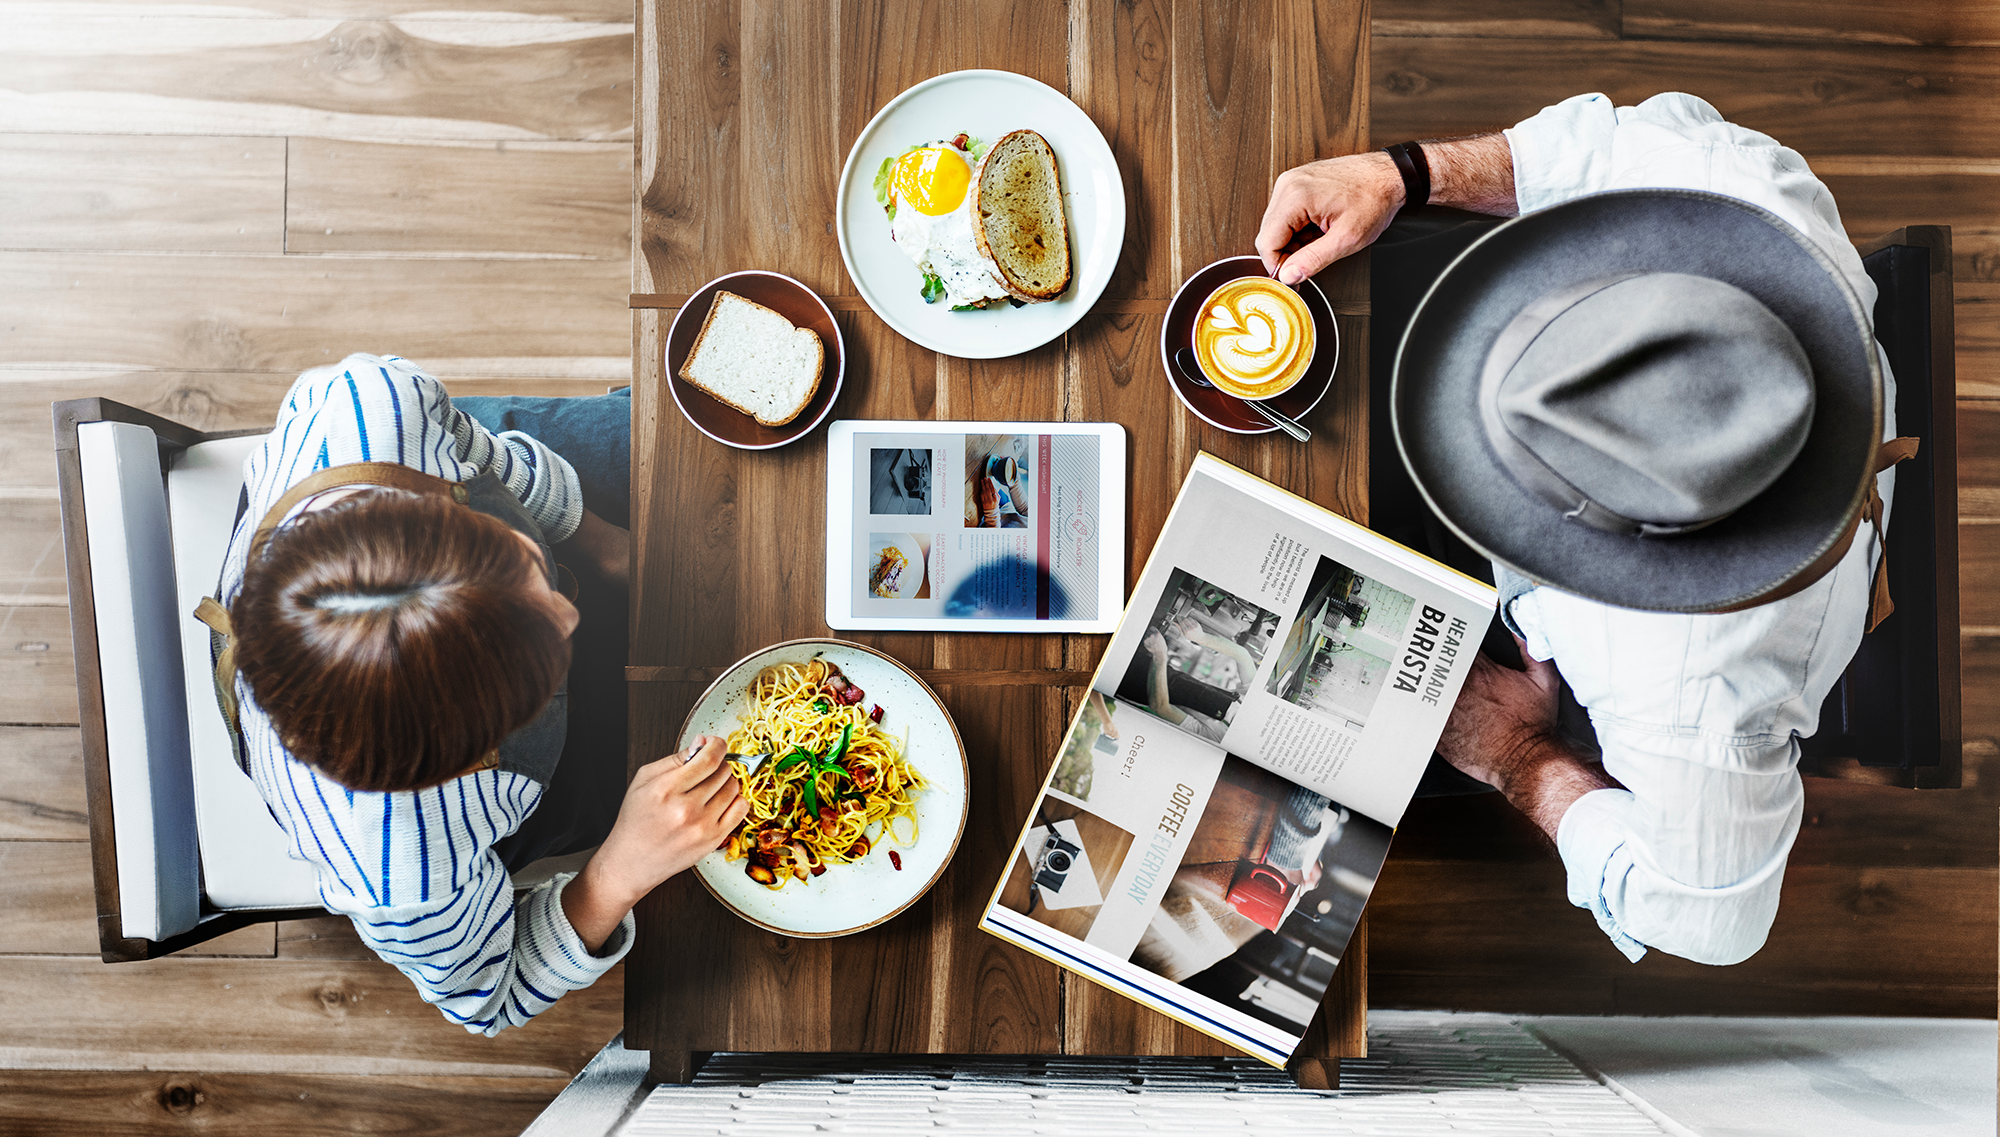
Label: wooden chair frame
xmin=54 ymin=398 xmax=327 ymax=962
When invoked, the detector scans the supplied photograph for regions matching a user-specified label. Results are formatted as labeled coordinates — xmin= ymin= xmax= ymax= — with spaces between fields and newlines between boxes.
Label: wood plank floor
xmin=0 ymin=0 xmax=634 ymax=1130
xmin=0 ymin=1 xmax=1993 ymax=1133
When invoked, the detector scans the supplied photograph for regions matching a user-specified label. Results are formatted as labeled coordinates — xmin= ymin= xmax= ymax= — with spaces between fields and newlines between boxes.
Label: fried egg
xmin=885 ymin=141 xmax=1010 ymax=308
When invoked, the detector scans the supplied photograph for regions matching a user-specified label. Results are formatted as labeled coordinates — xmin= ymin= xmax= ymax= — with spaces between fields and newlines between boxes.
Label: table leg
xmin=646 ymin=1050 xmax=712 ymax=1085
xmin=1289 ymin=1056 xmax=1340 ymax=1090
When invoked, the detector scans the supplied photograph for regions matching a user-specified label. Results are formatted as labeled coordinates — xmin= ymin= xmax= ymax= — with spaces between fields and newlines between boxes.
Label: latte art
xmin=1193 ymin=278 xmax=1315 ymax=399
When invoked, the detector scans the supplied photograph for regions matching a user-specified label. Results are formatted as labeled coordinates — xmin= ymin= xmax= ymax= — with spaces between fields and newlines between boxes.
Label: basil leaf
xmin=801 ymin=777 xmax=819 ymax=818
xmin=773 ymin=749 xmax=809 ymax=772
xmin=920 ymin=272 xmax=946 ymax=305
xmin=826 ymin=722 xmax=853 ymax=766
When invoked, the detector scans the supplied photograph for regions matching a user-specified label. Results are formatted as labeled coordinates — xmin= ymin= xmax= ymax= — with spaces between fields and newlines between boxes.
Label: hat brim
xmin=1392 ymin=190 xmax=1882 ymax=613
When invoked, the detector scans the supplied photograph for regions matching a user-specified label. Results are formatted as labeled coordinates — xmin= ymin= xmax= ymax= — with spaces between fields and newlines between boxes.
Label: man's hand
xmin=1142 ymin=629 xmax=1170 ymax=659
xmin=561 ymin=735 xmax=749 ymax=951
xmin=1437 ymin=635 xmax=1562 ymax=791
xmin=1256 ymin=152 xmax=1406 ymax=284
xmin=1256 ymin=133 xmax=1521 ymax=285
xmin=1438 ymin=634 xmax=1616 ymax=839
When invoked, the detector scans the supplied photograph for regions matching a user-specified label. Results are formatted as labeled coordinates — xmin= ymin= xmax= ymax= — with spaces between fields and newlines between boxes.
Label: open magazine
xmin=980 ymin=453 xmax=1497 ymax=1067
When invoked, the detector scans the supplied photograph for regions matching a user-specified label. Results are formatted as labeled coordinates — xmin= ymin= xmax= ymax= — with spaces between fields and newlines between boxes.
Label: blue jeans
xmin=455 ymin=388 xmax=632 ymax=528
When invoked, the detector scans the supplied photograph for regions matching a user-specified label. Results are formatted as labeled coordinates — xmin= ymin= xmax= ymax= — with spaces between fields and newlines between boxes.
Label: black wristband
xmin=1384 ymin=141 xmax=1431 ymax=210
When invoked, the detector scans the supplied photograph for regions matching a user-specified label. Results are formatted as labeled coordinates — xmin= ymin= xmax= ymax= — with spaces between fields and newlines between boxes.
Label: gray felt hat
xmin=1393 ymin=189 xmax=1883 ymax=613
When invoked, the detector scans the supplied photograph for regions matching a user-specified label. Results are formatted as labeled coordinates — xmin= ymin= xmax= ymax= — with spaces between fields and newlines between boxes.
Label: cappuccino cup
xmin=1192 ymin=276 xmax=1316 ymax=400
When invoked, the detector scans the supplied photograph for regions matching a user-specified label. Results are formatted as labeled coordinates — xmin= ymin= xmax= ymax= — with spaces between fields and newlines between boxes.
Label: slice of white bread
xmin=971 ymin=129 xmax=1072 ymax=303
xmin=679 ymin=291 xmax=824 ymax=426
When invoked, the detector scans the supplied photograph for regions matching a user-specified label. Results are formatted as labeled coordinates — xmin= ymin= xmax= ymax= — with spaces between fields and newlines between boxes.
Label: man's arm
xmin=1435 ymin=634 xmax=1617 ymax=838
xmin=1256 ymin=133 xmax=1519 ymax=284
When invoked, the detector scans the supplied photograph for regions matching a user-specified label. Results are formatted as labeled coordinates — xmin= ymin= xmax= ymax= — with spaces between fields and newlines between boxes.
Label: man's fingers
xmin=1274 ymin=229 xmax=1352 ymax=285
xmin=1254 ymin=180 xmax=1309 ymax=271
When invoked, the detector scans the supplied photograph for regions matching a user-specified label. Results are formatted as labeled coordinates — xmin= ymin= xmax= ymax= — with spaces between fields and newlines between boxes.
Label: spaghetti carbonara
xmin=723 ymin=657 xmax=926 ymax=888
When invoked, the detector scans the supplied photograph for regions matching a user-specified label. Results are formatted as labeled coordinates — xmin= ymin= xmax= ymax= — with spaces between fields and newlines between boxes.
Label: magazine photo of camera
xmin=995 ymin=800 xmax=1135 ymax=942
xmin=869 ymin=447 xmax=935 ymax=515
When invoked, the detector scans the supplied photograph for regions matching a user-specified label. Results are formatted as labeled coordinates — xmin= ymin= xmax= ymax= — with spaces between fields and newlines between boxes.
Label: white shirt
xmin=1503 ymin=93 xmax=1898 ymax=964
xmin=220 ymin=354 xmax=629 ymax=1034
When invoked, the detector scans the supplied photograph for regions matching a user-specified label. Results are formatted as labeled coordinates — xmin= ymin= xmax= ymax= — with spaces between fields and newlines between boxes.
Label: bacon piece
xmin=835 ymin=683 xmax=866 ymax=706
xmin=848 ymin=764 xmax=878 ymax=792
xmin=817 ymin=807 xmax=840 ymax=837
xmin=847 ymin=835 xmax=872 ymax=858
xmin=811 ymin=864 xmax=827 ymax=876
xmin=754 ymin=827 xmax=792 ymax=854
xmin=747 ymin=863 xmax=777 ymax=885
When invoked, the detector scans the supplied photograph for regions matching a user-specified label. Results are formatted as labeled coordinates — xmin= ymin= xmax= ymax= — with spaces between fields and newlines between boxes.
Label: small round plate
xmin=866 ymin=533 xmax=928 ymax=599
xmin=678 ymin=639 xmax=969 ymax=938
xmin=834 ymin=69 xmax=1127 ymax=359
xmin=1161 ymin=257 xmax=1340 ymax=435
xmin=665 ymin=271 xmax=846 ymax=450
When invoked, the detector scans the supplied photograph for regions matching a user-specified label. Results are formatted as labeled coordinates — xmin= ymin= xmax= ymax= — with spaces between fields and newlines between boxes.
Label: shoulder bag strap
xmin=1865 ymin=436 xmax=1921 ymax=633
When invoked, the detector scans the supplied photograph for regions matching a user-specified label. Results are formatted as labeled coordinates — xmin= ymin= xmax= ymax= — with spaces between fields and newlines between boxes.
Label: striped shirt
xmin=219 ymin=354 xmax=629 ymax=1035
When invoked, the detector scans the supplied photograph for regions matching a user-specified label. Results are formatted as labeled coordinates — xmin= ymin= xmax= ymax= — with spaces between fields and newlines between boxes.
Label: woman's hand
xmin=560 ymin=735 xmax=749 ymax=951
xmin=558 ymin=508 xmax=631 ymax=590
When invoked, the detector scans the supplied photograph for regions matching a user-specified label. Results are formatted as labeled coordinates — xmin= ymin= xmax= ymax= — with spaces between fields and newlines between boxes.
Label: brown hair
xmin=233 ymin=489 xmax=571 ymax=792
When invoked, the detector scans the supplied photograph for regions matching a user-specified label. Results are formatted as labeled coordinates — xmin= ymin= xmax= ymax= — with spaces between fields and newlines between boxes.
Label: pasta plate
xmin=678 ymin=638 xmax=969 ymax=937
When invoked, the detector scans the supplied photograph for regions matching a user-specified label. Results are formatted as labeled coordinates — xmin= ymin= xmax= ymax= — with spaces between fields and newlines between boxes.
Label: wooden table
xmin=626 ymin=0 xmax=1373 ymax=1088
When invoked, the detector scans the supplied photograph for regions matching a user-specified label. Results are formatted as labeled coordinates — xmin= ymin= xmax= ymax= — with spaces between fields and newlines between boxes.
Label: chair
xmin=1796 ymin=226 xmax=1960 ymax=787
xmin=1369 ymin=211 xmax=1959 ymax=788
xmin=55 ymin=398 xmax=325 ymax=961
xmin=55 ymin=391 xmax=599 ymax=962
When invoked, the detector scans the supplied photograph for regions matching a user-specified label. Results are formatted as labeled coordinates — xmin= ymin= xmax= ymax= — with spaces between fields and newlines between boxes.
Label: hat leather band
xmin=1478 ymin=271 xmax=1725 ymax=539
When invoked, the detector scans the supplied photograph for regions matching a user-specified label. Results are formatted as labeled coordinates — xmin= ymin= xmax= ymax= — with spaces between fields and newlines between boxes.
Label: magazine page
xmin=827 ymin=422 xmax=1123 ymax=632
xmin=982 ymin=691 xmax=1391 ymax=1067
xmin=1096 ymin=454 xmax=1495 ymax=826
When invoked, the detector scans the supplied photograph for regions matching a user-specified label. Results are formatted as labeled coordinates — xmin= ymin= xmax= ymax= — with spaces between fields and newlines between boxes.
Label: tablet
xmin=826 ymin=420 xmax=1126 ymax=632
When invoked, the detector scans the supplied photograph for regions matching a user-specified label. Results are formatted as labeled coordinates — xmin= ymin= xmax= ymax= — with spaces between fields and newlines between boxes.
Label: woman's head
xmin=233 ymin=489 xmax=574 ymax=792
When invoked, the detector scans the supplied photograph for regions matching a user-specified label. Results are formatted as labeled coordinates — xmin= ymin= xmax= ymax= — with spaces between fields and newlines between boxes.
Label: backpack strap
xmin=200 ymin=463 xmax=470 ymax=741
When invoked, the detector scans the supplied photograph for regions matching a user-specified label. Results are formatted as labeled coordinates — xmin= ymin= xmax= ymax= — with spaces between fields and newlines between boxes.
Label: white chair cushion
xmin=169 ymin=434 xmax=322 ymax=911
xmin=78 ymin=422 xmax=202 ymax=940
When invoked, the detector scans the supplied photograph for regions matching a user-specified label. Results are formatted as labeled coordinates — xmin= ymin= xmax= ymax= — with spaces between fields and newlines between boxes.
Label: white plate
xmin=866 ymin=533 xmax=927 ymax=599
xmin=835 ymin=69 xmax=1127 ymax=359
xmin=680 ymin=639 xmax=968 ymax=938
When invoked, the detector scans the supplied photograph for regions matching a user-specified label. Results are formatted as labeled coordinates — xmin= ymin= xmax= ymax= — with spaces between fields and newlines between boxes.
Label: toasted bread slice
xmin=971 ymin=130 xmax=1072 ymax=303
xmin=679 ymin=291 xmax=824 ymax=427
